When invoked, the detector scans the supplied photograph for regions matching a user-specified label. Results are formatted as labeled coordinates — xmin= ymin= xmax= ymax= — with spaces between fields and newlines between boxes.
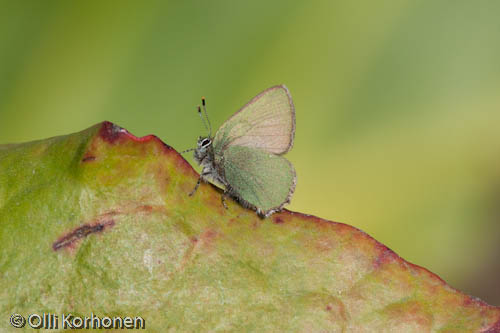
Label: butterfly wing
xmin=213 ymin=85 xmax=295 ymax=158
xmin=222 ymin=145 xmax=296 ymax=216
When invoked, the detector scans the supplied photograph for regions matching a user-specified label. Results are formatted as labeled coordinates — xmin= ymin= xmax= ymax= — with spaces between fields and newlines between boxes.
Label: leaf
xmin=0 ymin=121 xmax=499 ymax=332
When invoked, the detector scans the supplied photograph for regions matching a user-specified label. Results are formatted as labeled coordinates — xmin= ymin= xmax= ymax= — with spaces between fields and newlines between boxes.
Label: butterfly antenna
xmin=201 ymin=97 xmax=212 ymax=137
xmin=180 ymin=147 xmax=196 ymax=154
xmin=197 ymin=105 xmax=210 ymax=136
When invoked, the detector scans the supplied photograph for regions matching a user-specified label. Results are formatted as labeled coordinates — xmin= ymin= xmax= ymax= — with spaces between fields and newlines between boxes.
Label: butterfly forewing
xmin=222 ymin=145 xmax=296 ymax=215
xmin=213 ymin=85 xmax=295 ymax=157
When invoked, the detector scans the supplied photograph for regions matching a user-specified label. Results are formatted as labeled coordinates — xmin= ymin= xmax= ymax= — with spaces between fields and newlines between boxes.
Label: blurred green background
xmin=1 ymin=1 xmax=499 ymax=305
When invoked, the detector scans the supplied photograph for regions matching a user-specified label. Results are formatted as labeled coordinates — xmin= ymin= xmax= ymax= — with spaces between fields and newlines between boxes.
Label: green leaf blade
xmin=0 ymin=122 xmax=498 ymax=332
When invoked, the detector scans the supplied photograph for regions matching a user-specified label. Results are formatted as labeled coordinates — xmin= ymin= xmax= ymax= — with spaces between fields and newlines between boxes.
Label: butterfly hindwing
xmin=222 ymin=145 xmax=296 ymax=216
xmin=213 ymin=85 xmax=295 ymax=158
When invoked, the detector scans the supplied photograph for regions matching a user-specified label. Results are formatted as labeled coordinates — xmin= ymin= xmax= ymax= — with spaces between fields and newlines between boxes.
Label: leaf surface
xmin=0 ymin=122 xmax=499 ymax=332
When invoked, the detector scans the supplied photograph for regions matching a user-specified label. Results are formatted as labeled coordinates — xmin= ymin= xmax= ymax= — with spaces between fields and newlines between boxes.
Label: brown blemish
xmin=177 ymin=230 xmax=221 ymax=273
xmin=176 ymin=236 xmax=199 ymax=273
xmin=138 ymin=205 xmax=153 ymax=213
xmin=134 ymin=204 xmax=167 ymax=215
xmin=99 ymin=121 xmax=126 ymax=144
xmin=81 ymin=155 xmax=96 ymax=162
xmin=273 ymin=216 xmax=285 ymax=224
xmin=326 ymin=300 xmax=348 ymax=323
xmin=190 ymin=229 xmax=219 ymax=253
xmin=298 ymin=294 xmax=347 ymax=324
xmin=202 ymin=229 xmax=217 ymax=242
xmin=52 ymin=220 xmax=115 ymax=251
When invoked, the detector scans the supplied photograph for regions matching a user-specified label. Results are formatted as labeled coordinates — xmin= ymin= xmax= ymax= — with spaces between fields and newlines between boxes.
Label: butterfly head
xmin=193 ymin=136 xmax=213 ymax=164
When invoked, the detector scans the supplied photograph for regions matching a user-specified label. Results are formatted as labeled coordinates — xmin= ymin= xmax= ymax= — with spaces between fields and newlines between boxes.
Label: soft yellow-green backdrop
xmin=1 ymin=1 xmax=499 ymax=305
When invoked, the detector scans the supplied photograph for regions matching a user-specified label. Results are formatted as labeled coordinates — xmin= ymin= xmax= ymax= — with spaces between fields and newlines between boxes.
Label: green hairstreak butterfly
xmin=184 ymin=85 xmax=296 ymax=217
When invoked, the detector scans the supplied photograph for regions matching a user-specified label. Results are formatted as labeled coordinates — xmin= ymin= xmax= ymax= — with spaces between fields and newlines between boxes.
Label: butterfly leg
xmin=188 ymin=177 xmax=202 ymax=196
xmin=221 ymin=190 xmax=229 ymax=209
xmin=189 ymin=168 xmax=212 ymax=196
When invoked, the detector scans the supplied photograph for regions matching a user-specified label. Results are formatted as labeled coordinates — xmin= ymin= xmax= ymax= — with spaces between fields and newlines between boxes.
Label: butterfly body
xmin=193 ymin=136 xmax=227 ymax=188
xmin=190 ymin=85 xmax=296 ymax=217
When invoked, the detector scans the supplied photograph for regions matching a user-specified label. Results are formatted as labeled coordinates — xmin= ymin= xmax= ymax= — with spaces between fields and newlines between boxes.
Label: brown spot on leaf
xmin=324 ymin=300 xmax=347 ymax=322
xmin=273 ymin=216 xmax=284 ymax=224
xmin=202 ymin=229 xmax=217 ymax=242
xmin=81 ymin=155 xmax=96 ymax=162
xmin=133 ymin=204 xmax=167 ymax=215
xmin=99 ymin=121 xmax=126 ymax=144
xmin=52 ymin=220 xmax=115 ymax=251
xmin=196 ymin=229 xmax=219 ymax=252
xmin=139 ymin=205 xmax=153 ymax=213
xmin=297 ymin=293 xmax=348 ymax=325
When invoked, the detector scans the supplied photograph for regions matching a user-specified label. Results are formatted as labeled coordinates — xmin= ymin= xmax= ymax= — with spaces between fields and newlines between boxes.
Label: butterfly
xmin=184 ymin=85 xmax=296 ymax=217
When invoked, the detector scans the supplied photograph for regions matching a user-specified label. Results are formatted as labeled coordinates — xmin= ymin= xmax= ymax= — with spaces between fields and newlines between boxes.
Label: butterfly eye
xmin=201 ymin=138 xmax=211 ymax=147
